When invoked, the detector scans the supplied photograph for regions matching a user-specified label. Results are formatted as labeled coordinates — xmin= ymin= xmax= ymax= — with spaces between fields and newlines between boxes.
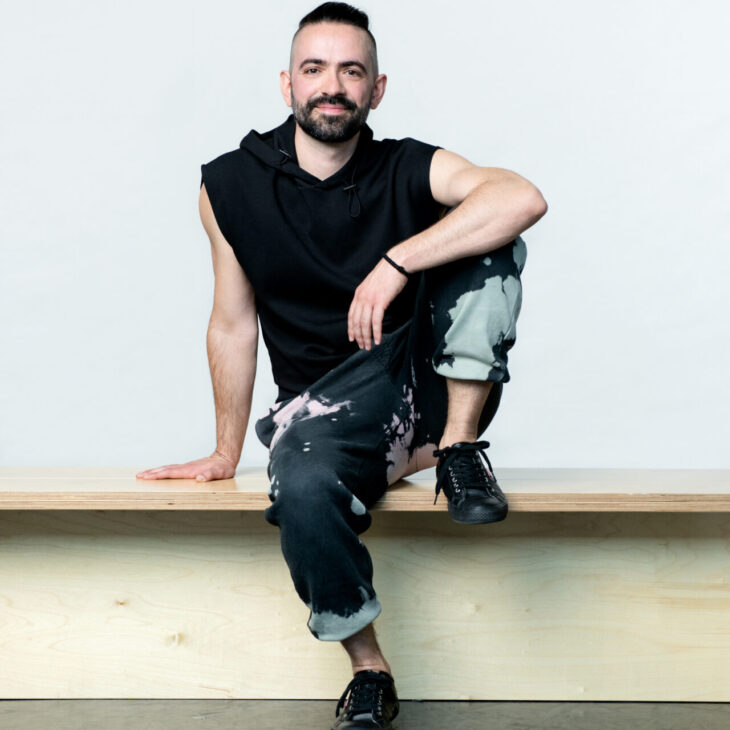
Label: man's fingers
xmin=372 ymin=305 xmax=384 ymax=346
xmin=136 ymin=465 xmax=189 ymax=480
xmin=349 ymin=293 xmax=388 ymax=349
xmin=137 ymin=466 xmax=173 ymax=479
xmin=348 ymin=299 xmax=359 ymax=343
xmin=360 ymin=305 xmax=378 ymax=350
xmin=359 ymin=305 xmax=374 ymax=349
xmin=137 ymin=456 xmax=234 ymax=482
xmin=138 ymin=468 xmax=176 ymax=480
xmin=138 ymin=466 xmax=166 ymax=475
xmin=352 ymin=301 xmax=364 ymax=348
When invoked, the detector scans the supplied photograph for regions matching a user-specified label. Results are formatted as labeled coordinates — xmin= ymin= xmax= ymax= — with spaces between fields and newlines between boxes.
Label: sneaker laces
xmin=335 ymin=671 xmax=393 ymax=721
xmin=432 ymin=440 xmax=496 ymax=505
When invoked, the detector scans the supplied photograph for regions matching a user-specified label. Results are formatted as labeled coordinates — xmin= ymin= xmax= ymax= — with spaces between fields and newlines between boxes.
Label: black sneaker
xmin=332 ymin=669 xmax=400 ymax=729
xmin=432 ymin=440 xmax=508 ymax=524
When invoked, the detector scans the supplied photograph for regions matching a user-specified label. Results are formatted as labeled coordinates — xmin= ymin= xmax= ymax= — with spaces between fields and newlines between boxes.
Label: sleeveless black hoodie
xmin=201 ymin=114 xmax=445 ymax=403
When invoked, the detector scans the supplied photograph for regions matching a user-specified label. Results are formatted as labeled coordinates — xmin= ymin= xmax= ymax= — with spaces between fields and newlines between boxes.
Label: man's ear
xmin=370 ymin=73 xmax=387 ymax=110
xmin=280 ymin=70 xmax=292 ymax=108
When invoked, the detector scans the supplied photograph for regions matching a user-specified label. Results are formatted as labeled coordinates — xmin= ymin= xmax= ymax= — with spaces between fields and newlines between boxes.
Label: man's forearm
xmin=387 ymin=180 xmax=547 ymax=273
xmin=206 ymin=324 xmax=258 ymax=466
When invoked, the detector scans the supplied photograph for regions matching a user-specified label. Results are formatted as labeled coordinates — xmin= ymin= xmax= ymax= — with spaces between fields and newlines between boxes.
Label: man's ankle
xmin=438 ymin=433 xmax=477 ymax=450
xmin=352 ymin=661 xmax=392 ymax=676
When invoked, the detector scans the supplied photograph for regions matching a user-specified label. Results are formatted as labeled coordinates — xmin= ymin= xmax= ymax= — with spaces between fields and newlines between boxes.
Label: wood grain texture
xmin=1 ymin=468 xmax=729 ymax=511
xmin=1 ymin=510 xmax=729 ymax=700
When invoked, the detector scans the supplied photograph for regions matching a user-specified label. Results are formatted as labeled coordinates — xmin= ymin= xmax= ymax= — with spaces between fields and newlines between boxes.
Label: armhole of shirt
xmin=200 ymin=161 xmax=233 ymax=247
xmin=423 ymin=143 xmax=442 ymax=204
xmin=406 ymin=138 xmax=446 ymax=219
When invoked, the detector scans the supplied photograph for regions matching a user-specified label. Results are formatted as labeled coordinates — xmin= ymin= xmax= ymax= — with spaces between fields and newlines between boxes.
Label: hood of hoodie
xmin=239 ymin=113 xmax=374 ymax=217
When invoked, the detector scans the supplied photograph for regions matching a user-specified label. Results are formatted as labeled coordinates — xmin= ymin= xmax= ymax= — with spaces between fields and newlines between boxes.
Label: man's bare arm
xmin=203 ymin=181 xmax=259 ymax=466
xmin=136 ymin=183 xmax=258 ymax=481
xmin=347 ymin=149 xmax=547 ymax=350
xmin=385 ymin=148 xmax=547 ymax=274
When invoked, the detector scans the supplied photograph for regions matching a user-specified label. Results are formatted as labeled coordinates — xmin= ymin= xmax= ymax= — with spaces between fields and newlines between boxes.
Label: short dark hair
xmin=291 ymin=2 xmax=379 ymax=77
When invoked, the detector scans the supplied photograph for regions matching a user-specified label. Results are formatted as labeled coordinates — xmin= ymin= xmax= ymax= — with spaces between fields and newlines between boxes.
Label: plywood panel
xmin=0 ymin=510 xmax=728 ymax=700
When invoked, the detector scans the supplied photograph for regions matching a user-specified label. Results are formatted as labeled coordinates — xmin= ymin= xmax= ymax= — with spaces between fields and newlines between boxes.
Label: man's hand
xmin=348 ymin=256 xmax=410 ymax=350
xmin=136 ymin=450 xmax=237 ymax=482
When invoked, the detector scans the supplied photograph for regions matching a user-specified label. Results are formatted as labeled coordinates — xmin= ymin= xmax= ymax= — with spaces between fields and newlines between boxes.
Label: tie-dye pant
xmin=253 ymin=236 xmax=527 ymax=641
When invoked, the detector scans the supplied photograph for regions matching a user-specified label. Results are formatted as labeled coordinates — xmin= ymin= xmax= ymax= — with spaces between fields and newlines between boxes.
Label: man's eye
xmin=305 ymin=68 xmax=319 ymax=74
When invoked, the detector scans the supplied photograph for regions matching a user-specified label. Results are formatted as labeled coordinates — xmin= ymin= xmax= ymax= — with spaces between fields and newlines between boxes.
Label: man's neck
xmin=293 ymin=123 xmax=360 ymax=182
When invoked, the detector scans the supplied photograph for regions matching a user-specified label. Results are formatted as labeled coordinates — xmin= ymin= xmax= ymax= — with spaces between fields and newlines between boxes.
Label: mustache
xmin=308 ymin=96 xmax=356 ymax=112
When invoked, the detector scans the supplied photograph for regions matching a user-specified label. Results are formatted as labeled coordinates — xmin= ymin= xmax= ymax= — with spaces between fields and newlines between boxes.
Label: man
xmin=138 ymin=2 xmax=546 ymax=728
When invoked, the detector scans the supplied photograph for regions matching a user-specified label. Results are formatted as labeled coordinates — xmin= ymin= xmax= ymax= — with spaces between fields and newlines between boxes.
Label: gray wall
xmin=1 ymin=1 xmax=727 ymax=467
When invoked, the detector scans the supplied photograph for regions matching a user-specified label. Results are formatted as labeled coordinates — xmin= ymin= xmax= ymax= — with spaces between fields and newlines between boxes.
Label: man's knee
xmin=264 ymin=462 xmax=371 ymax=531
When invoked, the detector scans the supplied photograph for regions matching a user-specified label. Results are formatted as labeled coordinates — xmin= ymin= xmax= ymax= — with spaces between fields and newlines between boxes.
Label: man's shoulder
xmin=200 ymin=145 xmax=260 ymax=189
xmin=369 ymin=133 xmax=442 ymax=159
xmin=364 ymin=134 xmax=442 ymax=177
xmin=201 ymin=121 xmax=281 ymax=173
xmin=201 ymin=147 xmax=245 ymax=171
xmin=372 ymin=133 xmax=431 ymax=148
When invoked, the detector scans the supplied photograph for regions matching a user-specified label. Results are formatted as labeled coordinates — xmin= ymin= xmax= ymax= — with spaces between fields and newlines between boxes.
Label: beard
xmin=291 ymin=91 xmax=371 ymax=143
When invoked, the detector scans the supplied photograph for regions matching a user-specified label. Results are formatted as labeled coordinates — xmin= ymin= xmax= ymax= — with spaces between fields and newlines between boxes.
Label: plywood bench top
xmin=1 ymin=467 xmax=729 ymax=512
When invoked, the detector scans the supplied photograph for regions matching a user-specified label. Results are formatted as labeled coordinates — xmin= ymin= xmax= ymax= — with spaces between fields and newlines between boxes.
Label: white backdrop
xmin=1 ymin=0 xmax=728 ymax=468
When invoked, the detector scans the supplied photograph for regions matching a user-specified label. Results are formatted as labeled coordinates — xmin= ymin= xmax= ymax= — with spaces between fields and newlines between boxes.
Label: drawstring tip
xmin=343 ymin=182 xmax=361 ymax=218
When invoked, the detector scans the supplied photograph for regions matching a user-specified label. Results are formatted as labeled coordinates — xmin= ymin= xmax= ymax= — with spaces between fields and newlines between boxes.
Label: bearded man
xmin=138 ymin=3 xmax=547 ymax=728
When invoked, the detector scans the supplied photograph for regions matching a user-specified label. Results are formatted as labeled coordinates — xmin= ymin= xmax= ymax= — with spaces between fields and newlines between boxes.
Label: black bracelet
xmin=382 ymin=253 xmax=411 ymax=278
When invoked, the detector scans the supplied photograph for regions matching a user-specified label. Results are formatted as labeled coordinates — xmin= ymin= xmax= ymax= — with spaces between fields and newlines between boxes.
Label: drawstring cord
xmin=343 ymin=159 xmax=361 ymax=218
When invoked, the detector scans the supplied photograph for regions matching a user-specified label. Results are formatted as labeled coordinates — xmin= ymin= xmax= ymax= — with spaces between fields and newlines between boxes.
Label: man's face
xmin=284 ymin=22 xmax=381 ymax=143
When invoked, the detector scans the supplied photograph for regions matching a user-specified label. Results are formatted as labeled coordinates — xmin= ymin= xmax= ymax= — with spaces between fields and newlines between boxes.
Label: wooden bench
xmin=2 ymin=467 xmax=728 ymax=510
xmin=1 ymin=467 xmax=729 ymax=701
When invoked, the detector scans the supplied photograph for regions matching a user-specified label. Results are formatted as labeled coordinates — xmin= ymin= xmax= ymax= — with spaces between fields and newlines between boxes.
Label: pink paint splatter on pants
xmin=268 ymin=390 xmax=355 ymax=451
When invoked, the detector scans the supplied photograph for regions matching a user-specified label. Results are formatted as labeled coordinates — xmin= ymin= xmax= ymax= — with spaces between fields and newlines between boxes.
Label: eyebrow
xmin=299 ymin=58 xmax=368 ymax=74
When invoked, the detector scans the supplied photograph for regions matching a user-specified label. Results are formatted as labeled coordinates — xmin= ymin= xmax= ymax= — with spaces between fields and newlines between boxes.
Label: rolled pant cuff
xmin=307 ymin=595 xmax=382 ymax=641
xmin=433 ymin=356 xmax=509 ymax=383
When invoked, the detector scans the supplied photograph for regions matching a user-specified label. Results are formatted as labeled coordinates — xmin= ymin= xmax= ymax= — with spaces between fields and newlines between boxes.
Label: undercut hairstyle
xmin=290 ymin=2 xmax=379 ymax=78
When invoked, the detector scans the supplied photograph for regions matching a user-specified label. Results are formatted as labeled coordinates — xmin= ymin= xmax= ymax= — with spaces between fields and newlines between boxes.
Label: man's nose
xmin=320 ymin=68 xmax=346 ymax=96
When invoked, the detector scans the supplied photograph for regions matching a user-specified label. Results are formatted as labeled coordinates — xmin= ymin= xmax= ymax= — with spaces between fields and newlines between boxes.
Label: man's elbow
xmin=523 ymin=186 xmax=548 ymax=225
